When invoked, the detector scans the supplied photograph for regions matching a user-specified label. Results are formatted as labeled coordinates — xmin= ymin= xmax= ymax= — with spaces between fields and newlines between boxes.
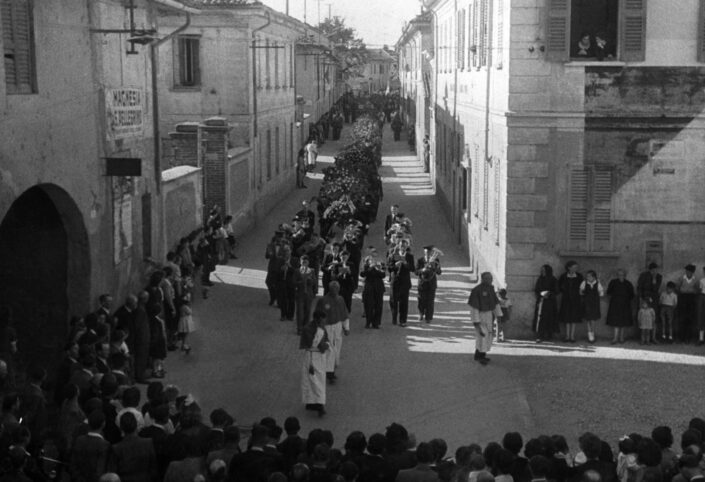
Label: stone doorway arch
xmin=0 ymin=184 xmax=90 ymax=374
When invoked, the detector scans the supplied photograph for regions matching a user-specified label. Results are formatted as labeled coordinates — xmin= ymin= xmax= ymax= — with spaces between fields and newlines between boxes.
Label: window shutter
xmin=591 ymin=168 xmax=613 ymax=251
xmin=621 ymin=0 xmax=647 ymax=62
xmin=546 ymin=0 xmax=570 ymax=62
xmin=479 ymin=0 xmax=488 ymax=67
xmin=472 ymin=1 xmax=479 ymax=68
xmin=2 ymin=0 xmax=35 ymax=94
xmin=699 ymin=2 xmax=705 ymax=62
xmin=495 ymin=0 xmax=503 ymax=67
xmin=568 ymin=168 xmax=589 ymax=251
xmin=457 ymin=9 xmax=465 ymax=70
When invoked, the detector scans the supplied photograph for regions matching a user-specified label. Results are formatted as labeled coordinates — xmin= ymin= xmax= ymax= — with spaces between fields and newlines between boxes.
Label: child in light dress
xmin=638 ymin=299 xmax=656 ymax=345
xmin=177 ymin=293 xmax=195 ymax=354
xmin=495 ymin=288 xmax=512 ymax=343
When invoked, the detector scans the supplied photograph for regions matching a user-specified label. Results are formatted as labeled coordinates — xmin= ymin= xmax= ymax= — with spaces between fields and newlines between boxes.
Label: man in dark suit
xmin=133 ymin=291 xmax=151 ymax=383
xmin=416 ymin=245 xmax=442 ymax=323
xmin=388 ymin=241 xmax=415 ymax=327
xmin=395 ymin=442 xmax=439 ymax=482
xmin=139 ymin=404 xmax=170 ymax=480
xmin=229 ymin=424 xmax=284 ymax=482
xmin=277 ymin=417 xmax=305 ymax=472
xmin=206 ymin=407 xmax=234 ymax=453
xmin=114 ymin=295 xmax=138 ymax=344
xmin=70 ymin=410 xmax=111 ymax=482
xmin=110 ymin=412 xmax=157 ymax=482
xmin=96 ymin=294 xmax=114 ymax=324
xmin=54 ymin=341 xmax=80 ymax=405
xmin=637 ymin=262 xmax=662 ymax=305
xmin=359 ymin=433 xmax=397 ymax=482
xmin=19 ymin=366 xmax=48 ymax=453
xmin=384 ymin=205 xmax=400 ymax=243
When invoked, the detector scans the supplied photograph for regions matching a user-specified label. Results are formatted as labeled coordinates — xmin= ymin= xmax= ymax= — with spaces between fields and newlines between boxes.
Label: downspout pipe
xmin=252 ymin=11 xmax=272 ymax=139
xmin=484 ymin=0 xmax=493 ymax=171
xmin=149 ymin=0 xmax=200 ymax=193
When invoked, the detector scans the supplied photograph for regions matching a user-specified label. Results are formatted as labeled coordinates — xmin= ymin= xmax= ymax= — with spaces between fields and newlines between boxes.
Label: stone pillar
xmin=168 ymin=122 xmax=200 ymax=168
xmin=199 ymin=117 xmax=231 ymax=217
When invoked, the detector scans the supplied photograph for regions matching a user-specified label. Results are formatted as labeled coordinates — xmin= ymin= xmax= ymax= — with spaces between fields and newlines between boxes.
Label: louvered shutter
xmin=457 ymin=9 xmax=465 ymax=70
xmin=2 ymin=0 xmax=35 ymax=94
xmin=495 ymin=0 xmax=503 ymax=67
xmin=472 ymin=1 xmax=480 ymax=68
xmin=546 ymin=0 xmax=570 ymax=62
xmin=698 ymin=0 xmax=705 ymax=61
xmin=568 ymin=168 xmax=589 ymax=251
xmin=592 ymin=168 xmax=613 ymax=251
xmin=621 ymin=0 xmax=646 ymax=62
xmin=479 ymin=0 xmax=488 ymax=67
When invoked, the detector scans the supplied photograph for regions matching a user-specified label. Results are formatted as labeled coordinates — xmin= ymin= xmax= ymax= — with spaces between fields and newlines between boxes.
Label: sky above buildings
xmin=259 ymin=0 xmax=421 ymax=48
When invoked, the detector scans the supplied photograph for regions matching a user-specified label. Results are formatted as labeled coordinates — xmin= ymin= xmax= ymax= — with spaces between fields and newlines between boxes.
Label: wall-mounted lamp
xmin=469 ymin=45 xmax=477 ymax=54
xmin=528 ymin=45 xmax=546 ymax=53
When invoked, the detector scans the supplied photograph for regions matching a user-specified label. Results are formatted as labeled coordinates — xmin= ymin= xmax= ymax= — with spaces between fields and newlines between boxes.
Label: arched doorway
xmin=0 ymin=184 xmax=90 ymax=374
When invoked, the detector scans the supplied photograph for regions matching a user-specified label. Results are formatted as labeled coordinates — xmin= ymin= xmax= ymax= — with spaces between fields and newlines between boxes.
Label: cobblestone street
xmin=166 ymin=122 xmax=705 ymax=451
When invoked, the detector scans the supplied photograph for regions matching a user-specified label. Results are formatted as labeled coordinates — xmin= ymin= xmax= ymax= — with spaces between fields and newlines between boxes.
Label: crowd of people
xmin=531 ymin=261 xmax=705 ymax=346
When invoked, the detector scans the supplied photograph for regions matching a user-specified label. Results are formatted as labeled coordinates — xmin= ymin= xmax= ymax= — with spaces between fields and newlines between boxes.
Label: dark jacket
xmin=70 ymin=433 xmax=111 ymax=482
xmin=110 ymin=433 xmax=157 ymax=482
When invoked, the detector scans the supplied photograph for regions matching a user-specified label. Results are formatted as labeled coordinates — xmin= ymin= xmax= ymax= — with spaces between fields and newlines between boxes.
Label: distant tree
xmin=317 ymin=16 xmax=368 ymax=79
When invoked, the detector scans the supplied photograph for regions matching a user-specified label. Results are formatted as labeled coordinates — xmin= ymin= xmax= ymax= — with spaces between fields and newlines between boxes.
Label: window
xmin=275 ymin=126 xmax=280 ymax=174
xmin=457 ymin=9 xmax=466 ymax=69
xmin=568 ymin=166 xmax=613 ymax=251
xmin=175 ymin=36 xmax=200 ymax=87
xmin=462 ymin=167 xmax=468 ymax=211
xmin=274 ymin=41 xmax=279 ymax=88
xmin=473 ymin=144 xmax=480 ymax=217
xmin=266 ymin=129 xmax=272 ymax=180
xmin=546 ymin=0 xmax=646 ymax=62
xmin=2 ymin=0 xmax=36 ymax=94
xmin=265 ymin=39 xmax=271 ymax=89
xmin=482 ymin=155 xmax=489 ymax=229
xmin=494 ymin=159 xmax=501 ymax=244
xmin=289 ymin=122 xmax=294 ymax=167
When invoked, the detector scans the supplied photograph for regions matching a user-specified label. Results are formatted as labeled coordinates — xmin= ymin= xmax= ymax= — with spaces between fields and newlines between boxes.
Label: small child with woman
xmin=638 ymin=298 xmax=656 ymax=345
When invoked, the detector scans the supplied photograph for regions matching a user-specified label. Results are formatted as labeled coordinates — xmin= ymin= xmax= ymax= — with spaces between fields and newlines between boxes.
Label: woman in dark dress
xmin=533 ymin=264 xmax=559 ymax=342
xmin=558 ymin=260 xmax=583 ymax=342
xmin=606 ymin=268 xmax=635 ymax=344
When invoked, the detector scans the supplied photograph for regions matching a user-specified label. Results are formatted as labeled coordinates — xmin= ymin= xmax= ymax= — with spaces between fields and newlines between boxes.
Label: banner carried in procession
xmin=105 ymin=88 xmax=144 ymax=140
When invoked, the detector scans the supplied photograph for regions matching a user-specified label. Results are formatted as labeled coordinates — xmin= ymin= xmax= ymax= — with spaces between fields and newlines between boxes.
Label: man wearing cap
xmin=294 ymin=255 xmax=317 ymax=334
xmin=467 ymin=272 xmax=503 ymax=365
xmin=314 ymin=281 xmax=350 ymax=383
xmin=416 ymin=245 xmax=442 ymax=323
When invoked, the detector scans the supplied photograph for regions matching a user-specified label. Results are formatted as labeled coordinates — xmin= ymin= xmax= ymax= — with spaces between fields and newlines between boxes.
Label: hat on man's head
xmin=685 ymin=264 xmax=696 ymax=273
xmin=423 ymin=245 xmax=434 ymax=251
xmin=648 ymin=262 xmax=658 ymax=270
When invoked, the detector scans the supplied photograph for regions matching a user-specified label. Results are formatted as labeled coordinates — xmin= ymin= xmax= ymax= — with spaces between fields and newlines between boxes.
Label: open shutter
xmin=568 ymin=168 xmax=589 ymax=251
xmin=621 ymin=0 xmax=647 ymax=62
xmin=698 ymin=1 xmax=705 ymax=62
xmin=2 ymin=0 xmax=35 ymax=94
xmin=591 ymin=168 xmax=613 ymax=251
xmin=546 ymin=0 xmax=570 ymax=61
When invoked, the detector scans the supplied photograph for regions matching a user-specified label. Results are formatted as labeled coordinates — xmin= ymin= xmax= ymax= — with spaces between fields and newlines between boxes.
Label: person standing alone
xmin=467 ymin=272 xmax=503 ymax=365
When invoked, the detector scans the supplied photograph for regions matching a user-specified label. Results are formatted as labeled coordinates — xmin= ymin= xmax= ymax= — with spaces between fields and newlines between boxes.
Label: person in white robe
xmin=300 ymin=310 xmax=330 ymax=416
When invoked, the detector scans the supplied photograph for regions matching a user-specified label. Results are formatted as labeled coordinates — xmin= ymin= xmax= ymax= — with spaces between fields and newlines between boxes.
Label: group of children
xmin=638 ymin=282 xmax=678 ymax=345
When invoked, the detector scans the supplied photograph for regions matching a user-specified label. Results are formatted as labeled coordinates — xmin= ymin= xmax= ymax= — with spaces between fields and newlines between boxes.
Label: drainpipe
xmin=149 ymin=0 xmax=200 ymax=193
xmin=483 ymin=0 xmax=493 ymax=171
xmin=252 ymin=11 xmax=272 ymax=139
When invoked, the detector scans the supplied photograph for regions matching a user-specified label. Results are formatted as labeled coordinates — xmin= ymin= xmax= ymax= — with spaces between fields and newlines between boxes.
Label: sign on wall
xmin=105 ymin=88 xmax=144 ymax=140
xmin=113 ymin=177 xmax=134 ymax=265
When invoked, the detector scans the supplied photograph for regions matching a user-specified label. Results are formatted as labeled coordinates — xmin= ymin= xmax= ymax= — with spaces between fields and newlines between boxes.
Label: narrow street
xmin=165 ymin=121 xmax=705 ymax=450
xmin=165 ymin=122 xmax=535 ymax=449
